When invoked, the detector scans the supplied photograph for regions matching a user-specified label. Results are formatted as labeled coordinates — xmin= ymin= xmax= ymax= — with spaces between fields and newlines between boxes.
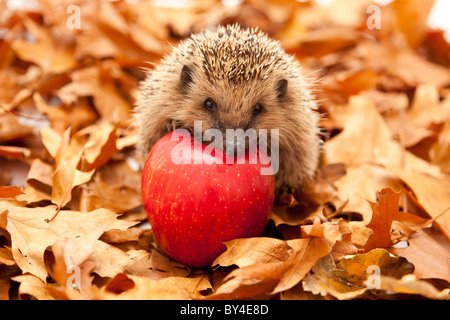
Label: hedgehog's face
xmin=174 ymin=64 xmax=292 ymax=156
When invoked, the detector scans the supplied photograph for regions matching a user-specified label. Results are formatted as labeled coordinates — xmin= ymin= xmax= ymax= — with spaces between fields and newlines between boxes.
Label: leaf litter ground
xmin=0 ymin=0 xmax=449 ymax=300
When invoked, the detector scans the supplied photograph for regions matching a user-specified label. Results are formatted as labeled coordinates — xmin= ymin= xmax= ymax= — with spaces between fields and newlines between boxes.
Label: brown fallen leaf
xmin=0 ymin=146 xmax=31 ymax=160
xmin=79 ymin=120 xmax=118 ymax=172
xmin=407 ymin=83 xmax=450 ymax=128
xmin=79 ymin=160 xmax=142 ymax=213
xmin=335 ymin=248 xmax=414 ymax=286
xmin=303 ymin=249 xmax=415 ymax=300
xmin=302 ymin=254 xmax=368 ymax=300
xmin=98 ymin=273 xmax=211 ymax=300
xmin=56 ymin=65 xmax=132 ymax=125
xmin=206 ymin=261 xmax=286 ymax=300
xmin=271 ymin=237 xmax=332 ymax=294
xmin=0 ymin=113 xmax=33 ymax=142
xmin=364 ymin=188 xmax=401 ymax=252
xmin=0 ymin=186 xmax=24 ymax=199
xmin=0 ymin=206 xmax=136 ymax=281
xmin=50 ymin=127 xmax=95 ymax=211
xmin=378 ymin=274 xmax=450 ymax=300
xmin=12 ymin=274 xmax=61 ymax=300
xmin=11 ymin=17 xmax=77 ymax=74
xmin=33 ymin=92 xmax=97 ymax=134
xmin=50 ymin=232 xmax=101 ymax=300
xmin=213 ymin=237 xmax=291 ymax=268
xmin=393 ymin=168 xmax=450 ymax=240
xmin=429 ymin=120 xmax=450 ymax=174
xmin=390 ymin=0 xmax=435 ymax=49
xmin=334 ymin=164 xmax=403 ymax=222
xmin=324 ymin=94 xmax=441 ymax=176
xmin=390 ymin=230 xmax=450 ymax=284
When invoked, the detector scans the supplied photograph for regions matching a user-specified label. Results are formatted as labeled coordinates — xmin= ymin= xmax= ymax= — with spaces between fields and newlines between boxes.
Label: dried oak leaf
xmin=50 ymin=127 xmax=94 ymax=208
xmin=0 ymin=186 xmax=24 ymax=199
xmin=323 ymin=94 xmax=440 ymax=176
xmin=99 ymin=273 xmax=211 ymax=300
xmin=302 ymin=254 xmax=367 ymax=300
xmin=334 ymin=248 xmax=414 ymax=286
xmin=56 ymin=65 xmax=131 ymax=125
xmin=390 ymin=230 xmax=450 ymax=284
xmin=429 ymin=120 xmax=450 ymax=174
xmin=303 ymin=249 xmax=415 ymax=299
xmin=363 ymin=188 xmax=400 ymax=252
xmin=79 ymin=160 xmax=142 ymax=213
xmin=212 ymin=237 xmax=292 ymax=269
xmin=0 ymin=206 xmax=136 ymax=282
xmin=392 ymin=168 xmax=450 ymax=240
xmin=12 ymin=274 xmax=61 ymax=300
xmin=378 ymin=274 xmax=449 ymax=300
xmin=334 ymin=164 xmax=403 ymax=222
xmin=207 ymin=237 xmax=332 ymax=299
xmin=11 ymin=17 xmax=76 ymax=74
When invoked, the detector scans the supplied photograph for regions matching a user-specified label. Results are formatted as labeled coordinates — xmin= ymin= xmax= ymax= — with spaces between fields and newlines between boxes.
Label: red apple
xmin=141 ymin=131 xmax=275 ymax=268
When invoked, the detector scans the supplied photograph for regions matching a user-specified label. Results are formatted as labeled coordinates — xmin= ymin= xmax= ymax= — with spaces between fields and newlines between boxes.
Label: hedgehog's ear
xmin=180 ymin=65 xmax=193 ymax=91
xmin=276 ymin=79 xmax=288 ymax=101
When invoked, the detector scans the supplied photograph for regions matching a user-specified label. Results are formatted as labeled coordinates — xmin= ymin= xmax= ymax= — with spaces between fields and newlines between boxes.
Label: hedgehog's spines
xmin=177 ymin=24 xmax=288 ymax=85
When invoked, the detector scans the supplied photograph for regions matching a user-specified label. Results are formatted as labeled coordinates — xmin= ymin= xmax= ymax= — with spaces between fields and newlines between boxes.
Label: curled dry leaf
xmin=99 ymin=273 xmax=212 ymax=300
xmin=212 ymin=237 xmax=292 ymax=268
xmin=303 ymin=249 xmax=415 ymax=300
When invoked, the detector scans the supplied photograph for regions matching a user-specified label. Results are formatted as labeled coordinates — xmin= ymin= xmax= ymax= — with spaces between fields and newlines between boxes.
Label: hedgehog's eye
xmin=203 ymin=98 xmax=217 ymax=111
xmin=252 ymin=103 xmax=263 ymax=115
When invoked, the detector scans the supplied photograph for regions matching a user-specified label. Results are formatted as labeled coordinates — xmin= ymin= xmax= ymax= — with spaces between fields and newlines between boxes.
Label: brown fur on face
xmin=134 ymin=25 xmax=321 ymax=193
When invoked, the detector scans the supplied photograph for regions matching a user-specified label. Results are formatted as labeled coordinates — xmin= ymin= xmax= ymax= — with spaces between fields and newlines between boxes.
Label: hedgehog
xmin=134 ymin=24 xmax=321 ymax=193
